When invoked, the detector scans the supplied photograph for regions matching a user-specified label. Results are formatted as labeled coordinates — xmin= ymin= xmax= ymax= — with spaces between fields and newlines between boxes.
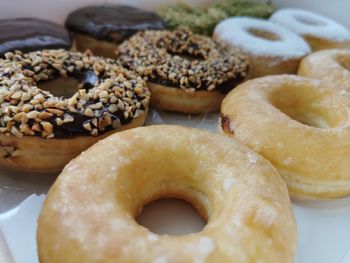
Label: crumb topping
xmin=117 ymin=28 xmax=249 ymax=93
xmin=0 ymin=49 xmax=150 ymax=138
xmin=158 ymin=1 xmax=275 ymax=36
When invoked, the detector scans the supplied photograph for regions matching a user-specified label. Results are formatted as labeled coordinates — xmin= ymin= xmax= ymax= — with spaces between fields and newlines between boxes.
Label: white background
xmin=0 ymin=0 xmax=347 ymax=28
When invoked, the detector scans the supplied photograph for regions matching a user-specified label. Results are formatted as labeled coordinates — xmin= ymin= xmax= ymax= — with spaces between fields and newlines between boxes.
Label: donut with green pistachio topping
xmin=158 ymin=0 xmax=275 ymax=36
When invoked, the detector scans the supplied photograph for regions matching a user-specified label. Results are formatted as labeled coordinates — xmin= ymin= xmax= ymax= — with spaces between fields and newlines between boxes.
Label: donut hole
xmin=37 ymin=70 xmax=98 ymax=98
xmin=270 ymin=85 xmax=347 ymax=128
xmin=294 ymin=15 xmax=327 ymax=27
xmin=136 ymin=198 xmax=206 ymax=235
xmin=247 ymin=28 xmax=281 ymax=41
xmin=115 ymin=147 xmax=215 ymax=236
xmin=38 ymin=77 xmax=81 ymax=98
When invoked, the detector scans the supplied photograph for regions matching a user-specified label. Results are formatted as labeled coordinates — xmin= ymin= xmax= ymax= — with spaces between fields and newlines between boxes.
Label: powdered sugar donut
xmin=213 ymin=17 xmax=310 ymax=78
xmin=270 ymin=8 xmax=350 ymax=51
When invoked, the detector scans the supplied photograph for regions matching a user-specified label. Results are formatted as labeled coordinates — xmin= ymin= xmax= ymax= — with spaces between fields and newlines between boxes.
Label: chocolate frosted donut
xmin=0 ymin=18 xmax=71 ymax=56
xmin=66 ymin=5 xmax=165 ymax=58
xmin=0 ymin=49 xmax=150 ymax=172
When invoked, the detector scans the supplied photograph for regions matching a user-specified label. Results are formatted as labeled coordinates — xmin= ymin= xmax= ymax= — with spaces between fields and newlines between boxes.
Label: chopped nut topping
xmin=63 ymin=114 xmax=74 ymax=123
xmin=83 ymin=121 xmax=92 ymax=131
xmin=117 ymin=28 xmax=249 ymax=92
xmin=0 ymin=49 xmax=150 ymax=138
xmin=41 ymin=121 xmax=53 ymax=134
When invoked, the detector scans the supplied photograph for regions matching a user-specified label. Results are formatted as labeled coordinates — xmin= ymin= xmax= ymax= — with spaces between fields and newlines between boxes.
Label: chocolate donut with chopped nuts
xmin=0 ymin=49 xmax=150 ymax=172
xmin=65 ymin=5 xmax=165 ymax=58
xmin=0 ymin=18 xmax=72 ymax=56
xmin=117 ymin=28 xmax=249 ymax=114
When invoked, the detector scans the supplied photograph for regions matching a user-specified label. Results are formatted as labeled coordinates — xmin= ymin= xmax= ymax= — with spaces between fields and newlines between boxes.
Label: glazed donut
xmin=118 ymin=28 xmax=249 ymax=114
xmin=0 ymin=18 xmax=71 ymax=56
xmin=298 ymin=49 xmax=350 ymax=92
xmin=0 ymin=49 xmax=150 ymax=172
xmin=65 ymin=5 xmax=165 ymax=58
xmin=270 ymin=8 xmax=350 ymax=51
xmin=213 ymin=17 xmax=310 ymax=78
xmin=220 ymin=75 xmax=350 ymax=198
xmin=37 ymin=125 xmax=296 ymax=263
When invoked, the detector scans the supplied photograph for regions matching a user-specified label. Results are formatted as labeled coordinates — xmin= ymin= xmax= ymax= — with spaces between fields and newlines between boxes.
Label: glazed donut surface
xmin=118 ymin=28 xmax=248 ymax=113
xmin=0 ymin=49 xmax=150 ymax=172
xmin=213 ymin=17 xmax=310 ymax=78
xmin=270 ymin=8 xmax=350 ymax=50
xmin=0 ymin=18 xmax=71 ymax=56
xmin=221 ymin=75 xmax=350 ymax=198
xmin=298 ymin=49 xmax=350 ymax=92
xmin=37 ymin=125 xmax=296 ymax=263
xmin=66 ymin=5 xmax=165 ymax=57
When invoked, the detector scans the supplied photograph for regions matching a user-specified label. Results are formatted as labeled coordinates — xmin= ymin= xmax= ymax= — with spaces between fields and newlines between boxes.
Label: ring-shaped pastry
xmin=298 ymin=49 xmax=350 ymax=92
xmin=0 ymin=18 xmax=71 ymax=56
xmin=65 ymin=5 xmax=165 ymax=58
xmin=0 ymin=49 xmax=150 ymax=172
xmin=270 ymin=8 xmax=350 ymax=51
xmin=158 ymin=1 xmax=275 ymax=36
xmin=220 ymin=75 xmax=350 ymax=198
xmin=213 ymin=17 xmax=310 ymax=78
xmin=37 ymin=125 xmax=296 ymax=263
xmin=117 ymin=28 xmax=249 ymax=114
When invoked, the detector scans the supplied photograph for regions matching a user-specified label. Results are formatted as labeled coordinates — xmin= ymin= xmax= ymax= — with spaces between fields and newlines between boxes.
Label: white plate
xmin=0 ymin=109 xmax=350 ymax=263
xmin=1 ymin=195 xmax=350 ymax=263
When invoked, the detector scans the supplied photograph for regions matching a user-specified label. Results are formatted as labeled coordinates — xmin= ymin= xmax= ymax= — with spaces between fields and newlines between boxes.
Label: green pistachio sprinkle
xmin=158 ymin=0 xmax=275 ymax=36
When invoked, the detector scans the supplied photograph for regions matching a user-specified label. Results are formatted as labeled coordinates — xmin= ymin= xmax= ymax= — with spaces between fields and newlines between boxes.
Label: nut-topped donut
xmin=0 ymin=49 xmax=150 ymax=172
xmin=117 ymin=28 xmax=249 ymax=114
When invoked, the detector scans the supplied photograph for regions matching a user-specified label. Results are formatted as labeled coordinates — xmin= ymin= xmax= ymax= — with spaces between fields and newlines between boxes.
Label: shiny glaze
xmin=0 ymin=18 xmax=71 ymax=55
xmin=65 ymin=5 xmax=165 ymax=43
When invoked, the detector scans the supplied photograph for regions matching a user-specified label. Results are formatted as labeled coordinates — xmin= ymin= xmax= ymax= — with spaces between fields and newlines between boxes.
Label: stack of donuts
xmin=0 ymin=1 xmax=350 ymax=263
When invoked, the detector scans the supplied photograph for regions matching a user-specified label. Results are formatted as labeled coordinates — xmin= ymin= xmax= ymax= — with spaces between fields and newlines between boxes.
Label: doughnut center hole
xmin=294 ymin=15 xmax=327 ymax=26
xmin=270 ymin=86 xmax=347 ymax=128
xmin=38 ymin=77 xmax=81 ymax=98
xmin=136 ymin=198 xmax=206 ymax=236
xmin=248 ymin=28 xmax=281 ymax=41
xmin=38 ymin=70 xmax=98 ymax=98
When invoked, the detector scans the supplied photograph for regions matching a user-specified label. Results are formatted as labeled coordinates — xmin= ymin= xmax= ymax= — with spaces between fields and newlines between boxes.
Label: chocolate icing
xmin=65 ymin=5 xmax=166 ymax=43
xmin=146 ymin=75 xmax=246 ymax=94
xmin=0 ymin=50 xmax=150 ymax=139
xmin=0 ymin=18 xmax=71 ymax=56
xmin=41 ymin=69 xmax=138 ymax=138
xmin=37 ymin=69 xmax=131 ymax=138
